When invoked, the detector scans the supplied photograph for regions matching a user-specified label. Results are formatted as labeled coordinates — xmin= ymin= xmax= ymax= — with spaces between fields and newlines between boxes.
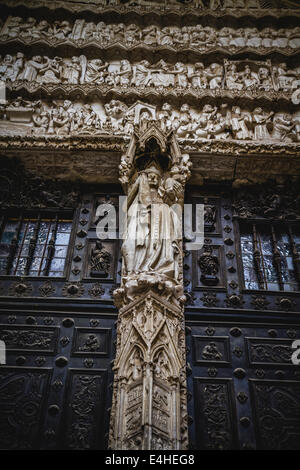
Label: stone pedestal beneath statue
xmin=109 ymin=291 xmax=188 ymax=450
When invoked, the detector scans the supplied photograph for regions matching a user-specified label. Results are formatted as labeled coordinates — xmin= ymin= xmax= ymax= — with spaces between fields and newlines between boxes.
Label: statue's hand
xmin=173 ymin=180 xmax=182 ymax=191
xmin=153 ymin=239 xmax=159 ymax=249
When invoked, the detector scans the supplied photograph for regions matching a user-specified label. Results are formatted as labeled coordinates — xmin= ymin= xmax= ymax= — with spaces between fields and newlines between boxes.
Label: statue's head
xmin=203 ymin=104 xmax=214 ymax=113
xmin=140 ymin=110 xmax=151 ymax=121
xmin=39 ymin=20 xmax=48 ymax=28
xmin=180 ymin=103 xmax=190 ymax=113
xmin=4 ymin=54 xmax=12 ymax=62
xmin=162 ymin=102 xmax=172 ymax=112
xmin=232 ymin=106 xmax=241 ymax=114
xmin=144 ymin=163 xmax=162 ymax=188
xmin=195 ymin=62 xmax=204 ymax=70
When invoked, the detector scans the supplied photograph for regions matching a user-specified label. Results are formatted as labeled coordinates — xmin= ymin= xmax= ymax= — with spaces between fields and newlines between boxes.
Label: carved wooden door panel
xmin=186 ymin=320 xmax=300 ymax=450
xmin=0 ymin=308 xmax=116 ymax=450
xmin=0 ymin=184 xmax=121 ymax=450
xmin=184 ymin=187 xmax=300 ymax=450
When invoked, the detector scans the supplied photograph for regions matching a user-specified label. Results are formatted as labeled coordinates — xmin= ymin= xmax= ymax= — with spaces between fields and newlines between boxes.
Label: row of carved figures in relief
xmin=34 ymin=0 xmax=263 ymax=9
xmin=1 ymin=54 xmax=299 ymax=92
xmin=1 ymin=98 xmax=300 ymax=143
xmin=1 ymin=17 xmax=300 ymax=50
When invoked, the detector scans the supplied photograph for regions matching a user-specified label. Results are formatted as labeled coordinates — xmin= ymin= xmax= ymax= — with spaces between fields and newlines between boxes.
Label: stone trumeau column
xmin=108 ymin=107 xmax=192 ymax=450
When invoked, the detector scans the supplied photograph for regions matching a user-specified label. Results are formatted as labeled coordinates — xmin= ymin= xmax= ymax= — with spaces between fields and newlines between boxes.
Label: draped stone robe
xmin=121 ymin=172 xmax=182 ymax=281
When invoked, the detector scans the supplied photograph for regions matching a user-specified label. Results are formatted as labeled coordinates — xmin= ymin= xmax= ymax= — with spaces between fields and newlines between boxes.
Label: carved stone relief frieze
xmin=1 ymin=15 xmax=300 ymax=54
xmin=1 ymin=98 xmax=299 ymax=146
xmin=1 ymin=0 xmax=300 ymax=15
xmin=1 ymin=54 xmax=299 ymax=96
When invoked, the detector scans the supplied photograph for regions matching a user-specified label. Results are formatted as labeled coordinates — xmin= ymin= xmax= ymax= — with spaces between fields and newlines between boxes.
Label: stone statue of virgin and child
xmin=120 ymin=159 xmax=185 ymax=302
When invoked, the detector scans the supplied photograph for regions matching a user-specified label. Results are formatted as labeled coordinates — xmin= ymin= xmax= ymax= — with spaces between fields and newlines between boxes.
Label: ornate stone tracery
xmin=109 ymin=107 xmax=190 ymax=450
